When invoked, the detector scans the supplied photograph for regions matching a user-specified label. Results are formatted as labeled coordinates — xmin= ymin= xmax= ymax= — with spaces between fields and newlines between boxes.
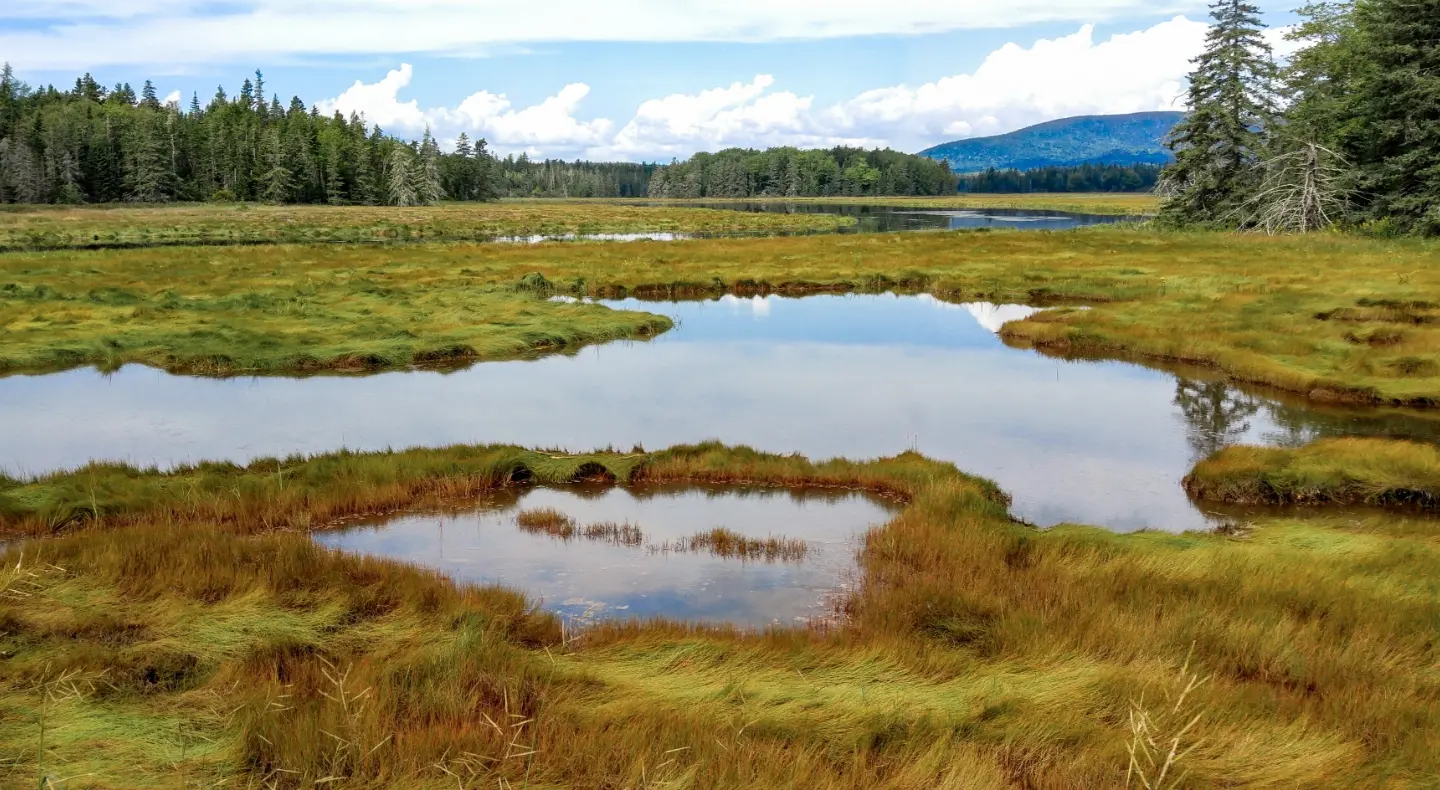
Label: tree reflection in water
xmin=1173 ymin=377 xmax=1264 ymax=462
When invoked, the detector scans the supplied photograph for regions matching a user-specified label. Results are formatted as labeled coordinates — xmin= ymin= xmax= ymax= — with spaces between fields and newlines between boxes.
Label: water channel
xmin=5 ymin=293 xmax=1436 ymax=532
xmin=641 ymin=201 xmax=1141 ymax=234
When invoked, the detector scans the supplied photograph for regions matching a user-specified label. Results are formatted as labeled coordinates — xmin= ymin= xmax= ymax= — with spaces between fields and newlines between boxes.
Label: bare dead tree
xmin=1237 ymin=142 xmax=1351 ymax=234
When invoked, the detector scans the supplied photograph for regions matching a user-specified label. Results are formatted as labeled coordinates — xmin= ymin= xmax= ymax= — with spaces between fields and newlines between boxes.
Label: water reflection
xmin=315 ymin=484 xmax=897 ymax=627
xmin=3 ymin=294 xmax=1437 ymax=532
xmin=639 ymin=201 xmax=1139 ymax=233
xmin=1174 ymin=378 xmax=1266 ymax=462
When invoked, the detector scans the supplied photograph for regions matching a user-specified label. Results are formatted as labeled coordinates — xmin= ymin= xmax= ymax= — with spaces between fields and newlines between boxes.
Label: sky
xmin=2 ymin=1 xmax=1301 ymax=161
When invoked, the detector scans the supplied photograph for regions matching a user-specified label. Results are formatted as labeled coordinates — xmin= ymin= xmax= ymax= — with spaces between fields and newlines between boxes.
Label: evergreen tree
xmin=412 ymin=130 xmax=444 ymax=205
xmin=126 ymin=116 xmax=179 ymax=202
xmin=1340 ymin=0 xmax=1440 ymax=233
xmin=258 ymin=126 xmax=292 ymax=203
xmin=386 ymin=145 xmax=418 ymax=206
xmin=1160 ymin=0 xmax=1278 ymax=226
xmin=140 ymin=80 xmax=160 ymax=109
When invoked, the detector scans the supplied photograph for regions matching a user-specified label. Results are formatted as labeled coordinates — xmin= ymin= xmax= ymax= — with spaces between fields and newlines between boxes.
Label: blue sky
xmin=2 ymin=1 xmax=1300 ymax=160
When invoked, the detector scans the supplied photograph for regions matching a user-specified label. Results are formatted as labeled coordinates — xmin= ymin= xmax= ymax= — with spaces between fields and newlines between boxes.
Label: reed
xmin=583 ymin=520 xmax=646 ymax=547
xmin=1 ymin=441 xmax=1435 ymax=787
xmin=657 ymin=527 xmax=811 ymax=563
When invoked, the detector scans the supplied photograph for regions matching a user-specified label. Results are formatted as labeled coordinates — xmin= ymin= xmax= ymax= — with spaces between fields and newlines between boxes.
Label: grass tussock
xmin=656 ymin=527 xmax=811 ymax=563
xmin=514 ymin=507 xmax=578 ymax=538
xmin=1 ymin=442 xmax=1437 ymax=787
xmin=3 ymin=223 xmax=1438 ymax=403
xmin=0 ymin=200 xmax=853 ymax=251
xmin=1184 ymin=437 xmax=1440 ymax=507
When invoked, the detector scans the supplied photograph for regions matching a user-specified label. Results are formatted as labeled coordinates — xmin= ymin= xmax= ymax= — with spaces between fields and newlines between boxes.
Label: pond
xmin=4 ymin=293 xmax=1436 ymax=532
xmin=642 ymin=201 xmax=1141 ymax=234
xmin=315 ymin=484 xmax=898 ymax=627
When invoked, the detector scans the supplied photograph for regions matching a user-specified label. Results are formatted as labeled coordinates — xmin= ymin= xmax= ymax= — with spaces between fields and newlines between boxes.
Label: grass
xmin=4 ymin=226 xmax=1438 ymax=403
xmin=630 ymin=193 xmax=1159 ymax=216
xmin=1184 ymin=437 xmax=1440 ymax=507
xmin=1 ymin=441 xmax=1437 ymax=787
xmin=515 ymin=507 xmax=579 ymax=538
xmin=0 ymin=200 xmax=855 ymax=251
xmin=657 ymin=527 xmax=811 ymax=563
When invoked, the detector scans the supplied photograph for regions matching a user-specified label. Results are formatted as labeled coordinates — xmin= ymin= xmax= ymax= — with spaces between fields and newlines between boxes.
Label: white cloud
xmin=324 ymin=16 xmax=1219 ymax=160
xmin=162 ymin=89 xmax=181 ymax=106
xmin=2 ymin=1 xmax=1204 ymax=69
xmin=315 ymin=63 xmax=425 ymax=129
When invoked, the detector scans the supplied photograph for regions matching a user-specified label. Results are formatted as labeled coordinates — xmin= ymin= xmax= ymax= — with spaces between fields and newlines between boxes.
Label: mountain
xmin=919 ymin=112 xmax=1183 ymax=173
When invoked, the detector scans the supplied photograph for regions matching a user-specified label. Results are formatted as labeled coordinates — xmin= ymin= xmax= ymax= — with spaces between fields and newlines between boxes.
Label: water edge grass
xmin=0 ymin=441 xmax=1436 ymax=787
xmin=3 ymin=227 xmax=1437 ymax=403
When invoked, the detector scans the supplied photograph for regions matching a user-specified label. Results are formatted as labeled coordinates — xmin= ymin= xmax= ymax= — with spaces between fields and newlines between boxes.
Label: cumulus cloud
xmin=2 ymin=0 xmax=1203 ymax=69
xmin=322 ymin=16 xmax=1227 ymax=160
xmin=316 ymin=64 xmax=426 ymax=129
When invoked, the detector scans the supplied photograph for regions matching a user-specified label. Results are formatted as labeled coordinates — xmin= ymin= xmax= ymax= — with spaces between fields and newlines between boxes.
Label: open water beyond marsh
xmin=5 ymin=293 xmax=1437 ymax=533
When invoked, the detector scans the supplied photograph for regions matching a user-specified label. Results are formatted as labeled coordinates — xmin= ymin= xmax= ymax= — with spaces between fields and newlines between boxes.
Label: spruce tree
xmin=1341 ymin=0 xmax=1440 ymax=233
xmin=386 ymin=145 xmax=418 ymax=206
xmin=258 ymin=127 xmax=292 ymax=203
xmin=1159 ymin=0 xmax=1278 ymax=226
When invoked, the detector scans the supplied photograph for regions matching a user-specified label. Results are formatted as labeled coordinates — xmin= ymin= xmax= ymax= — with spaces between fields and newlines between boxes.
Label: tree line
xmin=1161 ymin=0 xmax=1440 ymax=235
xmin=0 ymin=67 xmax=504 ymax=205
xmin=957 ymin=163 xmax=1163 ymax=193
xmin=495 ymin=155 xmax=655 ymax=198
xmin=647 ymin=147 xmax=956 ymax=198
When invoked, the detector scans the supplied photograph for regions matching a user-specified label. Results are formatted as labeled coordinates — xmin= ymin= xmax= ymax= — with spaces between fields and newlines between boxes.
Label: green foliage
xmin=1339 ymin=0 xmax=1440 ymax=234
xmin=648 ymin=146 xmax=956 ymax=198
xmin=920 ymin=111 xmax=1182 ymax=173
xmin=957 ymin=163 xmax=1162 ymax=193
xmin=0 ymin=67 xmax=505 ymax=206
xmin=1160 ymin=0 xmax=1278 ymax=227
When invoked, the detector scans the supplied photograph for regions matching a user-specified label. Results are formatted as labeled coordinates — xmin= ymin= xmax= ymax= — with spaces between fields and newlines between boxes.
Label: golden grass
xmin=1184 ymin=437 xmax=1440 ymax=507
xmin=0 ymin=200 xmax=853 ymax=251
xmin=4 ymin=226 xmax=1436 ymax=403
xmin=1 ymin=441 xmax=1437 ymax=788
xmin=657 ymin=527 xmax=811 ymax=563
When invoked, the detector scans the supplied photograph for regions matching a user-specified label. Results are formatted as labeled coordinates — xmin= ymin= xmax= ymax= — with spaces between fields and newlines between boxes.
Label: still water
xmin=3 ymin=294 xmax=1436 ymax=531
xmin=315 ymin=484 xmax=897 ymax=627
xmin=655 ymin=201 xmax=1139 ymax=233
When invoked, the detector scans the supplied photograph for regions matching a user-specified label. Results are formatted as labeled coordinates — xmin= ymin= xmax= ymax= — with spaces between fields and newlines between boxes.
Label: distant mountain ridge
xmin=919 ymin=112 xmax=1183 ymax=173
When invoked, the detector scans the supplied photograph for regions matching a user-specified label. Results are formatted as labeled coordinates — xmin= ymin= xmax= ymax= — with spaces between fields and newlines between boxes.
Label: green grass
xmin=1 ymin=442 xmax=1436 ymax=788
xmin=4 ymin=227 xmax=1438 ymax=403
xmin=1184 ymin=437 xmax=1440 ymax=507
xmin=0 ymin=200 xmax=855 ymax=251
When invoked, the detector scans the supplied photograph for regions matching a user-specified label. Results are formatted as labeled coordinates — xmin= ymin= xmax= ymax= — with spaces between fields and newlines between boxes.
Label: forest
xmin=1160 ymin=0 xmax=1440 ymax=235
xmin=635 ymin=146 xmax=956 ymax=198
xmin=957 ymin=163 xmax=1162 ymax=193
xmin=0 ymin=67 xmax=499 ymax=206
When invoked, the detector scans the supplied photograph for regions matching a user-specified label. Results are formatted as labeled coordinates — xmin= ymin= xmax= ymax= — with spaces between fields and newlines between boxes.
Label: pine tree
xmin=126 ymin=116 xmax=179 ymax=202
xmin=258 ymin=127 xmax=292 ymax=203
xmin=1340 ymin=0 xmax=1440 ymax=233
xmin=386 ymin=145 xmax=418 ymax=206
xmin=141 ymin=80 xmax=160 ymax=109
xmin=1159 ymin=0 xmax=1278 ymax=226
xmin=412 ymin=130 xmax=444 ymax=205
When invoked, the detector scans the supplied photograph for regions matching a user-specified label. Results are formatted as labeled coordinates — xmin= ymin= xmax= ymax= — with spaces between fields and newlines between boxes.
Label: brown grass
xmin=1 ymin=441 xmax=1436 ymax=787
xmin=514 ymin=507 xmax=578 ymax=538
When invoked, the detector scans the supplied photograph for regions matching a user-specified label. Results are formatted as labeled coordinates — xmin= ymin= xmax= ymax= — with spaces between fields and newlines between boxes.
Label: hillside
xmin=919 ymin=111 xmax=1183 ymax=173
